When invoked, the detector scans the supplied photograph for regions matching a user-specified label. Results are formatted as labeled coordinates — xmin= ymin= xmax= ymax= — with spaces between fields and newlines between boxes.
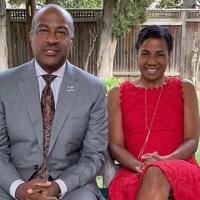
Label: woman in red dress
xmin=108 ymin=25 xmax=200 ymax=200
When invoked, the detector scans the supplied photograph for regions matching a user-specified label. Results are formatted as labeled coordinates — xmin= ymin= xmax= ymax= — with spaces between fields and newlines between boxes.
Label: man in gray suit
xmin=0 ymin=4 xmax=107 ymax=200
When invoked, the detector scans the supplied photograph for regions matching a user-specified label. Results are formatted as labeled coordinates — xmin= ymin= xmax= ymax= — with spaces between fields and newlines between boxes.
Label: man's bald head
xmin=31 ymin=4 xmax=74 ymax=38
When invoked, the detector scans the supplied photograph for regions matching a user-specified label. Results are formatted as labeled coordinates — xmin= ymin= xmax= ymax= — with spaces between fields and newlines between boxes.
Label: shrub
xmin=103 ymin=77 xmax=122 ymax=94
xmin=196 ymin=146 xmax=200 ymax=164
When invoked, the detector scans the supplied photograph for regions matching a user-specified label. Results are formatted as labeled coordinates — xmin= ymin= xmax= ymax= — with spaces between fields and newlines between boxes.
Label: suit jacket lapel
xmin=17 ymin=61 xmax=43 ymax=153
xmin=49 ymin=62 xmax=80 ymax=154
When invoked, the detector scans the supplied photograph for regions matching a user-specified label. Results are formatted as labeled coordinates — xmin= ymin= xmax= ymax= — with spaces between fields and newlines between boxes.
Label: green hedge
xmin=196 ymin=143 xmax=200 ymax=164
xmin=102 ymin=77 xmax=122 ymax=94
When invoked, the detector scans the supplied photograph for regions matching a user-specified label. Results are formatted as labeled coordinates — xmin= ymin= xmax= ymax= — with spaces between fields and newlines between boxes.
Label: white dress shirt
xmin=10 ymin=60 xmax=67 ymax=199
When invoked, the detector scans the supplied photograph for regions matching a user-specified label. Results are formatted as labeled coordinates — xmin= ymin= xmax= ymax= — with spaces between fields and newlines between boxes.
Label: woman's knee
xmin=138 ymin=166 xmax=171 ymax=199
xmin=142 ymin=166 xmax=168 ymax=186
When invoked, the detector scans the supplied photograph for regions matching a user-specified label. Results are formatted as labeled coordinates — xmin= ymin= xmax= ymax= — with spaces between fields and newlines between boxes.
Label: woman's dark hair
xmin=135 ymin=25 xmax=173 ymax=54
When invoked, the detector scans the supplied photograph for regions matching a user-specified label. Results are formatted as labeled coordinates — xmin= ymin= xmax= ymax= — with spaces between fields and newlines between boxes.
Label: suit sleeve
xmin=57 ymin=83 xmax=108 ymax=193
xmin=0 ymin=100 xmax=23 ymax=194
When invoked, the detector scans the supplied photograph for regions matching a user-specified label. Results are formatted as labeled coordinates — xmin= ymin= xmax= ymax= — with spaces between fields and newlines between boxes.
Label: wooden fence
xmin=6 ymin=9 xmax=200 ymax=83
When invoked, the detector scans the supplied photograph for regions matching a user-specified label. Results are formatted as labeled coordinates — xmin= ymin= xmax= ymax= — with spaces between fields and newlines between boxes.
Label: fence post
xmin=6 ymin=10 xmax=13 ymax=67
xmin=25 ymin=0 xmax=35 ymax=60
xmin=180 ymin=10 xmax=187 ymax=79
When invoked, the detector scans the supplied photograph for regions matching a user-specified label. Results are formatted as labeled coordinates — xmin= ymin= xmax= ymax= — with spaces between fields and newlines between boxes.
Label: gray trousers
xmin=0 ymin=183 xmax=104 ymax=200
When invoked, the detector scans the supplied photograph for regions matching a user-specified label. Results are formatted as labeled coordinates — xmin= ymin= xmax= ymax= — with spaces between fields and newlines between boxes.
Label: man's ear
xmin=70 ymin=38 xmax=74 ymax=50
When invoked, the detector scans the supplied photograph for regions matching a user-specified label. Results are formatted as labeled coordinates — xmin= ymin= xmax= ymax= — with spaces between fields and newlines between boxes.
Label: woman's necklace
xmin=138 ymin=85 xmax=164 ymax=159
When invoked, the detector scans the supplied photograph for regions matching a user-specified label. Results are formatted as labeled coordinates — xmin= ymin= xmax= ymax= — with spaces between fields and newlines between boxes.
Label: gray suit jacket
xmin=0 ymin=60 xmax=108 ymax=195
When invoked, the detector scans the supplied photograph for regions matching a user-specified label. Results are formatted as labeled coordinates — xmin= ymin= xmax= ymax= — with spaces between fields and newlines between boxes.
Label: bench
xmin=98 ymin=150 xmax=117 ymax=199
xmin=99 ymin=188 xmax=108 ymax=199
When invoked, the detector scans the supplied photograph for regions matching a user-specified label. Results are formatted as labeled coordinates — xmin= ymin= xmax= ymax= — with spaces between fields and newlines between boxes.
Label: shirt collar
xmin=34 ymin=60 xmax=66 ymax=78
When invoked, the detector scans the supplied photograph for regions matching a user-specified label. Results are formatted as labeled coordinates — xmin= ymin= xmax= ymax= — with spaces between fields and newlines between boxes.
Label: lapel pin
xmin=67 ymin=84 xmax=75 ymax=91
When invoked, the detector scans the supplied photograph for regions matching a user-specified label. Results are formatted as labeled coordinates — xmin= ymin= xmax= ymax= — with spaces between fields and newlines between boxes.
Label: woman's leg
xmin=136 ymin=166 xmax=170 ymax=200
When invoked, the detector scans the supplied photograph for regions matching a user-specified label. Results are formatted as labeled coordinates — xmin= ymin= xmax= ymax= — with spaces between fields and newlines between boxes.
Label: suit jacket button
xmin=34 ymin=165 xmax=39 ymax=170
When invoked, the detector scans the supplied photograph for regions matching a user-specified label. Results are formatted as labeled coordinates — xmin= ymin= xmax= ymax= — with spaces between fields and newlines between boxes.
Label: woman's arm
xmin=143 ymin=79 xmax=200 ymax=162
xmin=108 ymin=87 xmax=144 ymax=172
xmin=167 ymin=79 xmax=200 ymax=159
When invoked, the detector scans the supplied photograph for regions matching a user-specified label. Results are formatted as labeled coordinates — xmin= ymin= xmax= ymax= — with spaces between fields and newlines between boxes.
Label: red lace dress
xmin=108 ymin=77 xmax=200 ymax=200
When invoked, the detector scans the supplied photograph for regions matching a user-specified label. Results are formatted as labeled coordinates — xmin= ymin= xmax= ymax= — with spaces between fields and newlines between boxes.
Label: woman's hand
xmin=135 ymin=164 xmax=145 ymax=175
xmin=141 ymin=152 xmax=168 ymax=165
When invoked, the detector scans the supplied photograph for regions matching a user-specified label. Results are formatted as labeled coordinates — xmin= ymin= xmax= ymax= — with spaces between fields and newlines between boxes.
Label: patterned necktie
xmin=33 ymin=74 xmax=56 ymax=179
